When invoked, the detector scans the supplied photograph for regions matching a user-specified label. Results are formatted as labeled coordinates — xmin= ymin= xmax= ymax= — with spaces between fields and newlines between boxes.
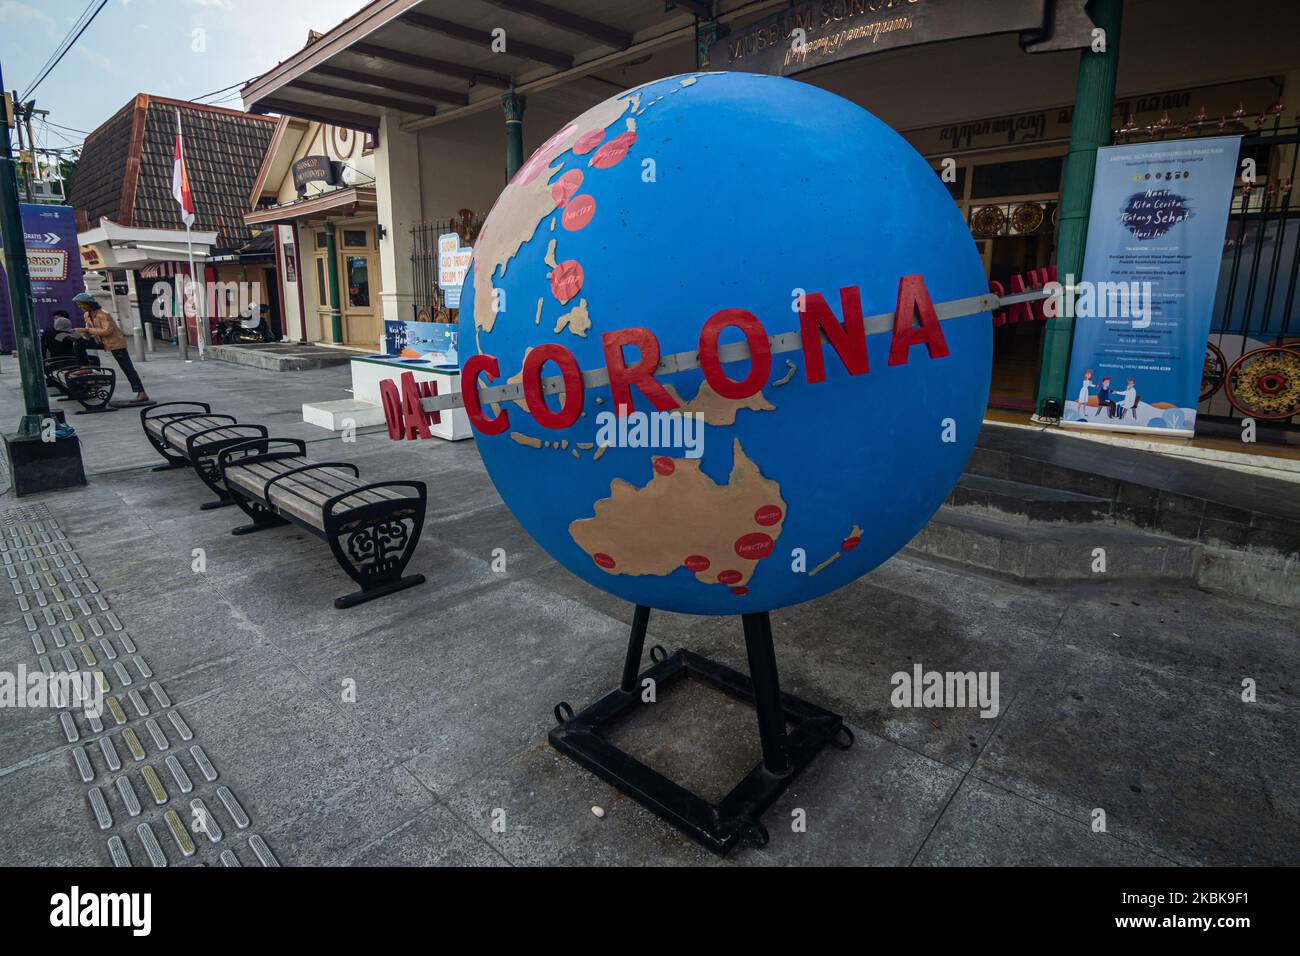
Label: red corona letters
xmin=396 ymin=274 xmax=956 ymax=442
xmin=602 ymin=327 xmax=680 ymax=416
xmin=699 ymin=308 xmax=772 ymax=400
xmin=461 ymin=354 xmax=510 ymax=435
xmin=888 ymin=274 xmax=950 ymax=366
xmin=800 ymin=286 xmax=869 ymax=384
xmin=522 ymin=344 xmax=585 ymax=429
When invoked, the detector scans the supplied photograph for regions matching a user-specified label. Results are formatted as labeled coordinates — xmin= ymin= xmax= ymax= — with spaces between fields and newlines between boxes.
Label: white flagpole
xmin=186 ymin=224 xmax=202 ymax=361
xmin=178 ymin=109 xmax=206 ymax=360
xmin=175 ymin=109 xmax=191 ymax=361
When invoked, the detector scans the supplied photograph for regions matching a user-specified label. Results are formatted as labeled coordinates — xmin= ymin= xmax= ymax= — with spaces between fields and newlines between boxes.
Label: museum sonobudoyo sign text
xmin=706 ymin=0 xmax=1097 ymax=77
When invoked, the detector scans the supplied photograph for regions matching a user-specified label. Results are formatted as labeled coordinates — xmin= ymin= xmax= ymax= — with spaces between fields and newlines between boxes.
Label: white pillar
xmin=278 ymin=223 xmax=305 ymax=342
xmin=374 ymin=114 xmax=423 ymax=329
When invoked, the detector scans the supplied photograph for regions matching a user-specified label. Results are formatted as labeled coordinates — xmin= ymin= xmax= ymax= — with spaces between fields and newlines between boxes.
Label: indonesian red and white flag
xmin=172 ymin=109 xmax=196 ymax=228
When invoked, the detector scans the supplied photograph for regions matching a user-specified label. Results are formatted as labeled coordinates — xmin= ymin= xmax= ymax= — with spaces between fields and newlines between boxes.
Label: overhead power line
xmin=20 ymin=0 xmax=97 ymax=99
xmin=192 ymin=76 xmax=258 ymax=104
xmin=38 ymin=119 xmax=83 ymax=150
xmin=44 ymin=119 xmax=90 ymax=136
xmin=21 ymin=0 xmax=111 ymax=101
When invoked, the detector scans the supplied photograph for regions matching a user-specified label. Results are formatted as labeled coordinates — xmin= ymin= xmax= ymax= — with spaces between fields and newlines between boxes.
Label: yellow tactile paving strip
xmin=1 ymin=503 xmax=278 ymax=868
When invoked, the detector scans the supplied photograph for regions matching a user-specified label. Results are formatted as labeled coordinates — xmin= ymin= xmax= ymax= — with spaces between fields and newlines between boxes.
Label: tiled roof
xmin=68 ymin=98 xmax=139 ymax=233
xmin=70 ymin=95 xmax=276 ymax=254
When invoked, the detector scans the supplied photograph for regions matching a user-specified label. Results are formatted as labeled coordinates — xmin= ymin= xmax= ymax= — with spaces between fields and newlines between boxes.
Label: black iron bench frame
xmin=45 ymin=357 xmax=117 ymax=413
xmin=45 ymin=355 xmax=96 ymax=394
xmin=217 ymin=437 xmax=427 ymax=608
xmin=140 ymin=402 xmax=269 ymax=510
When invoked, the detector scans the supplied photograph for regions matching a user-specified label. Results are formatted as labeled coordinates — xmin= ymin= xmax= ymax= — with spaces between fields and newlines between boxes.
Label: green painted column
xmin=324 ymin=220 xmax=343 ymax=344
xmin=1035 ymin=0 xmax=1123 ymax=416
xmin=0 ymin=63 xmax=51 ymax=437
xmin=502 ymin=92 xmax=527 ymax=180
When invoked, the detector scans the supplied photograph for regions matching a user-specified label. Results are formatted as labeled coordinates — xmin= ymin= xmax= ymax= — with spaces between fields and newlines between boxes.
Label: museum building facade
xmin=239 ymin=0 xmax=1300 ymax=432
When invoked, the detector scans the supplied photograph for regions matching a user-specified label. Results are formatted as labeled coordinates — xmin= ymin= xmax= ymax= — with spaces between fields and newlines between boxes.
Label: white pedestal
xmin=302 ymin=398 xmax=387 ymax=431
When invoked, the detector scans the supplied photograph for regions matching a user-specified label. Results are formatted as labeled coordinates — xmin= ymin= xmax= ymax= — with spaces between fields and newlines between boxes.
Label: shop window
xmin=347 ymin=257 xmax=370 ymax=307
xmin=343 ymin=229 xmax=368 ymax=248
xmin=970 ymin=156 xmax=1064 ymax=199
xmin=315 ymin=231 xmax=328 ymax=250
xmin=316 ymin=258 xmax=327 ymax=306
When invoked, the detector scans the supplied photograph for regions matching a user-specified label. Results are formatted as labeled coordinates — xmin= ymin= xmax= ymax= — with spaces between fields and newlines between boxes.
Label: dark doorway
xmin=988 ymin=235 xmax=1052 ymax=411
xmin=132 ymin=271 xmax=175 ymax=342
xmin=263 ymin=268 xmax=282 ymax=341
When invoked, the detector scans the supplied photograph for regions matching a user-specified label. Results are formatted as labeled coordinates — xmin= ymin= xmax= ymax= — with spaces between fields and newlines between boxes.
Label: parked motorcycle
xmin=215 ymin=305 xmax=276 ymax=344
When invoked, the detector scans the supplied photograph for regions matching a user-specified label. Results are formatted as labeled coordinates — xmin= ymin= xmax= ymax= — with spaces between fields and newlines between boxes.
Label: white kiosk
xmin=303 ymin=232 xmax=472 ymax=441
xmin=303 ymin=353 xmax=471 ymax=441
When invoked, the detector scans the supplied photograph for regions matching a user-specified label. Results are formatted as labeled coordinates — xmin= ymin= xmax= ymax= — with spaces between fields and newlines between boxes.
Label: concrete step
xmin=970 ymin=425 xmax=1300 ymax=564
xmin=208 ymin=343 xmax=356 ymax=371
xmin=906 ymin=506 xmax=1201 ymax=585
xmin=948 ymin=474 xmax=1111 ymax=525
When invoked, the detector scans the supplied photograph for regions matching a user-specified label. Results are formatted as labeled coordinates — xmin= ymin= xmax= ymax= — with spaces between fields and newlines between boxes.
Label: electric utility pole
xmin=1 ymin=58 xmax=85 ymax=493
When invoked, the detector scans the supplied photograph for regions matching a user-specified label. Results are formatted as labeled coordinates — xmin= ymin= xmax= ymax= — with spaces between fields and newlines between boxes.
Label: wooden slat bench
xmin=46 ymin=357 xmax=117 ymax=413
xmin=45 ymin=355 xmax=96 ymax=394
xmin=217 ymin=437 xmax=427 ymax=608
xmin=140 ymin=402 xmax=269 ymax=509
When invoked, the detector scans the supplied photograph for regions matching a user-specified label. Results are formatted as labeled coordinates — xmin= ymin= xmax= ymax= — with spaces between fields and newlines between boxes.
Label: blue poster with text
xmin=1064 ymin=136 xmax=1240 ymax=435
xmin=0 ymin=204 xmax=86 ymax=352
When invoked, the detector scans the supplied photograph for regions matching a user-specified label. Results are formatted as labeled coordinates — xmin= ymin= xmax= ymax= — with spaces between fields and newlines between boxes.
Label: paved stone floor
xmin=1 ymin=348 xmax=1297 ymax=866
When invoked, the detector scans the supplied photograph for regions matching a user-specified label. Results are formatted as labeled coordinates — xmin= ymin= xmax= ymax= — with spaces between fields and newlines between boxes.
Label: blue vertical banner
xmin=437 ymin=232 xmax=472 ymax=310
xmin=0 ymin=203 xmax=86 ymax=352
xmin=1063 ymin=136 xmax=1240 ymax=435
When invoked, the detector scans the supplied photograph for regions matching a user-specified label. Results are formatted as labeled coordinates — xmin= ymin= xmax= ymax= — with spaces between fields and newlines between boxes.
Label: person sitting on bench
xmin=71 ymin=293 xmax=150 ymax=404
xmin=42 ymin=312 xmax=90 ymax=364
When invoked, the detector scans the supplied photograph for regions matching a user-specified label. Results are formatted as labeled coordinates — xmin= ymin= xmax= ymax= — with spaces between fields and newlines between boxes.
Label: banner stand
xmin=1061 ymin=418 xmax=1194 ymax=439
xmin=1062 ymin=135 xmax=1242 ymax=437
xmin=549 ymin=605 xmax=853 ymax=856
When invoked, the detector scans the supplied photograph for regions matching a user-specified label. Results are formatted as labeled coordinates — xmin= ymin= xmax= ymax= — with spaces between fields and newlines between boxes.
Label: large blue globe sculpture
xmin=458 ymin=72 xmax=991 ymax=616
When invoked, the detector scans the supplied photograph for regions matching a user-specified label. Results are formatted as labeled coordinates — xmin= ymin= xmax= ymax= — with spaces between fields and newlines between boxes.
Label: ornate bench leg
xmin=193 ymin=446 xmax=237 ymax=509
xmin=217 ymin=437 xmax=306 ymax=534
xmin=227 ymin=485 xmax=289 ymax=536
xmin=70 ymin=370 xmax=118 ymax=414
xmin=324 ymin=485 xmax=427 ymax=609
xmin=188 ymin=426 xmax=267 ymax=510
xmin=333 ymin=573 xmax=427 ymax=609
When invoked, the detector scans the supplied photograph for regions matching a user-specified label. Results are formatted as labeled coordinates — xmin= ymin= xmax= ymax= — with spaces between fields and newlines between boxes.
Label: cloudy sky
xmin=1 ymin=0 xmax=366 ymax=150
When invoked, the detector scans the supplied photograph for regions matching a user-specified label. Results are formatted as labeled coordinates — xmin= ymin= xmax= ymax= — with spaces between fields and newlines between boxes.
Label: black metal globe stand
xmin=550 ymin=605 xmax=853 ymax=856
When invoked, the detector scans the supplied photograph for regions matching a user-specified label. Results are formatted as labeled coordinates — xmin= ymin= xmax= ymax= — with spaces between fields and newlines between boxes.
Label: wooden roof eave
xmin=247 ymin=115 xmax=311 ymax=209
xmin=244 ymin=186 xmax=378 ymax=226
xmin=397 ymin=0 xmax=787 ymax=133
xmin=249 ymin=97 xmax=382 ymax=137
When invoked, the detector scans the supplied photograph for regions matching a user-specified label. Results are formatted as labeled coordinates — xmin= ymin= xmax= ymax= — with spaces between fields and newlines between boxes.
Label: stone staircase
xmin=905 ymin=425 xmax=1300 ymax=606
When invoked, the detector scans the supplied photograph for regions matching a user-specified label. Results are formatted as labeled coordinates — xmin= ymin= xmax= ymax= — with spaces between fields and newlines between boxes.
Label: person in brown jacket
xmin=72 ymin=292 xmax=149 ymax=403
